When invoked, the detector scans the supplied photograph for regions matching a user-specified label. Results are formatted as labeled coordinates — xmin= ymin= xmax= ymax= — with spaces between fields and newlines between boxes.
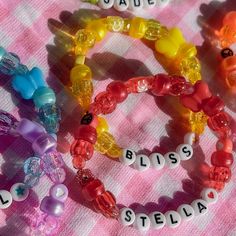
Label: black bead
xmin=221 ymin=48 xmax=234 ymax=58
xmin=81 ymin=112 xmax=93 ymax=125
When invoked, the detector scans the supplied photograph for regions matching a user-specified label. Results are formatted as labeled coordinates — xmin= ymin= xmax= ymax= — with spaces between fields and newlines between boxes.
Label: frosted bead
xmin=133 ymin=154 xmax=150 ymax=171
xmin=114 ymin=0 xmax=129 ymax=11
xmin=49 ymin=168 xmax=66 ymax=184
xmin=200 ymin=188 xmax=218 ymax=204
xmin=165 ymin=210 xmax=181 ymax=228
xmin=133 ymin=213 xmax=151 ymax=231
xmin=128 ymin=0 xmax=144 ymax=11
xmin=164 ymin=152 xmax=181 ymax=169
xmin=156 ymin=0 xmax=170 ymax=7
xmin=10 ymin=183 xmax=29 ymax=202
xmin=40 ymin=196 xmax=64 ymax=217
xmin=143 ymin=0 xmax=156 ymax=8
xmin=191 ymin=199 xmax=208 ymax=216
xmin=50 ymin=184 xmax=68 ymax=202
xmin=177 ymin=204 xmax=195 ymax=221
xmin=176 ymin=144 xmax=193 ymax=161
xmin=0 ymin=190 xmax=13 ymax=209
xmin=120 ymin=149 xmax=136 ymax=165
xmin=149 ymin=211 xmax=166 ymax=229
xmin=184 ymin=132 xmax=197 ymax=146
xmin=149 ymin=153 xmax=165 ymax=170
xmin=98 ymin=0 xmax=114 ymax=9
xmin=119 ymin=207 xmax=135 ymax=226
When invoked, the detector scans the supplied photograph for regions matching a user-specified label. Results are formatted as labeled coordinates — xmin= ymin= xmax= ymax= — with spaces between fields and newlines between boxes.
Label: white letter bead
xmin=149 ymin=211 xmax=166 ymax=229
xmin=177 ymin=204 xmax=195 ymax=221
xmin=184 ymin=132 xmax=197 ymax=146
xmin=128 ymin=0 xmax=144 ymax=11
xmin=165 ymin=210 xmax=181 ymax=228
xmin=119 ymin=207 xmax=135 ymax=226
xmin=156 ymin=0 xmax=170 ymax=7
xmin=143 ymin=0 xmax=156 ymax=8
xmin=114 ymin=0 xmax=129 ymax=11
xmin=133 ymin=213 xmax=151 ymax=231
xmin=133 ymin=154 xmax=150 ymax=171
xmin=0 ymin=190 xmax=13 ymax=209
xmin=120 ymin=148 xmax=136 ymax=166
xmin=10 ymin=183 xmax=29 ymax=202
xmin=98 ymin=0 xmax=115 ymax=9
xmin=176 ymin=144 xmax=193 ymax=161
xmin=150 ymin=153 xmax=165 ymax=170
xmin=200 ymin=188 xmax=218 ymax=204
xmin=164 ymin=152 xmax=181 ymax=169
xmin=191 ymin=199 xmax=208 ymax=216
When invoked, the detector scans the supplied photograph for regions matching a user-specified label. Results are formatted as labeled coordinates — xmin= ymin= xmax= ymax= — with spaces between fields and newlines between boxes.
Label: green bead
xmin=33 ymin=87 xmax=56 ymax=108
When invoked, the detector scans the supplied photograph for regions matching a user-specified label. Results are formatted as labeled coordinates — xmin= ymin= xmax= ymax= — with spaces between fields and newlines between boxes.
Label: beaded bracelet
xmin=72 ymin=74 xmax=233 ymax=231
xmin=0 ymin=110 xmax=67 ymax=235
xmin=0 ymin=47 xmax=61 ymax=135
xmin=82 ymin=0 xmax=170 ymax=12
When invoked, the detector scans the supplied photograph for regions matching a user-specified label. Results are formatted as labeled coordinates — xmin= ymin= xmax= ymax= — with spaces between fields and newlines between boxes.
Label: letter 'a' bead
xmin=133 ymin=213 xmax=151 ymax=231
xmin=120 ymin=149 xmax=136 ymax=165
xmin=176 ymin=144 xmax=193 ymax=161
xmin=177 ymin=204 xmax=195 ymax=221
xmin=98 ymin=0 xmax=114 ymax=9
xmin=191 ymin=199 xmax=208 ymax=216
xmin=200 ymin=188 xmax=218 ymax=204
xmin=114 ymin=0 xmax=129 ymax=11
xmin=164 ymin=152 xmax=181 ymax=169
xmin=149 ymin=153 xmax=165 ymax=170
xmin=165 ymin=210 xmax=181 ymax=228
xmin=149 ymin=211 xmax=166 ymax=229
xmin=119 ymin=207 xmax=135 ymax=226
xmin=133 ymin=154 xmax=150 ymax=171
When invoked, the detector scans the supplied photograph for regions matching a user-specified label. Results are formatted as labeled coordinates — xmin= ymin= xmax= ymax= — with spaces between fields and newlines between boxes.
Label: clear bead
xmin=49 ymin=167 xmax=66 ymax=183
xmin=0 ymin=109 xmax=19 ymax=135
xmin=24 ymin=156 xmax=44 ymax=177
xmin=106 ymin=16 xmax=124 ymax=32
xmin=24 ymin=174 xmax=40 ymax=188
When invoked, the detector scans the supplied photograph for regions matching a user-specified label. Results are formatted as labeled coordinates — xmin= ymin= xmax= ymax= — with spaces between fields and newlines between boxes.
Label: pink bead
xmin=216 ymin=138 xmax=233 ymax=153
xmin=125 ymin=76 xmax=154 ymax=93
xmin=202 ymin=96 xmax=225 ymax=117
xmin=209 ymin=166 xmax=231 ymax=183
xmin=151 ymin=74 xmax=171 ymax=96
xmin=74 ymin=125 xmax=97 ymax=144
xmin=106 ymin=81 xmax=128 ymax=103
xmin=50 ymin=184 xmax=68 ymax=202
xmin=95 ymin=92 xmax=117 ymax=114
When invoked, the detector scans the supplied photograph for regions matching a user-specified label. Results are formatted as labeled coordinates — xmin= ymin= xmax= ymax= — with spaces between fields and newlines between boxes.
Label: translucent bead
xmin=106 ymin=16 xmax=124 ymax=32
xmin=95 ymin=131 xmax=115 ymax=154
xmin=202 ymin=96 xmax=224 ymax=117
xmin=96 ymin=116 xmax=109 ymax=134
xmin=24 ymin=174 xmax=40 ymax=188
xmin=169 ymin=75 xmax=191 ymax=96
xmin=125 ymin=76 xmax=154 ymax=93
xmin=123 ymin=19 xmax=131 ymax=32
xmin=38 ymin=103 xmax=61 ymax=134
xmin=74 ymin=125 xmax=97 ymax=144
xmin=203 ymin=180 xmax=225 ymax=192
xmin=40 ymin=196 xmax=64 ymax=217
xmin=106 ymin=81 xmax=128 ymax=103
xmin=0 ymin=109 xmax=19 ymax=136
xmin=106 ymin=144 xmax=123 ymax=158
xmin=211 ymin=150 xmax=233 ymax=167
xmin=82 ymin=179 xmax=105 ymax=201
xmin=95 ymin=92 xmax=117 ymax=114
xmin=49 ymin=167 xmax=66 ymax=183
xmin=129 ymin=17 xmax=147 ymax=39
xmin=70 ymin=64 xmax=92 ymax=83
xmin=144 ymin=20 xmax=168 ymax=41
xmin=24 ymin=156 xmax=44 ymax=176
xmin=33 ymin=87 xmax=56 ymax=109
xmin=209 ymin=166 xmax=231 ymax=182
xmin=70 ymin=139 xmax=94 ymax=160
xmin=75 ymin=55 xmax=86 ymax=65
xmin=151 ymin=74 xmax=171 ymax=96
xmin=189 ymin=111 xmax=208 ymax=135
xmin=72 ymin=156 xmax=86 ymax=169
xmin=86 ymin=19 xmax=107 ymax=41
xmin=76 ymin=169 xmax=94 ymax=186
xmin=81 ymin=112 xmax=97 ymax=126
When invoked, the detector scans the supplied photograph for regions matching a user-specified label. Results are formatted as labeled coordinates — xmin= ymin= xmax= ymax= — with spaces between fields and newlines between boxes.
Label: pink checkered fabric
xmin=0 ymin=0 xmax=235 ymax=235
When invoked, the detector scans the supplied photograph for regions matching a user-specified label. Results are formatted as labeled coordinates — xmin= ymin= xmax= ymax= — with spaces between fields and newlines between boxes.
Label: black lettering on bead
xmin=155 ymin=155 xmax=161 ymax=164
xmin=140 ymin=216 xmax=147 ymax=227
xmin=124 ymin=210 xmax=133 ymax=222
xmin=0 ymin=195 xmax=9 ymax=205
xmin=170 ymin=214 xmax=178 ymax=224
xmin=182 ymin=146 xmax=191 ymax=157
xmin=104 ymin=0 xmax=110 ymax=3
xmin=119 ymin=0 xmax=127 ymax=6
xmin=183 ymin=208 xmax=192 ymax=217
xmin=140 ymin=156 xmax=147 ymax=167
xmin=169 ymin=153 xmax=177 ymax=164
xmin=221 ymin=48 xmax=234 ymax=58
xmin=133 ymin=0 xmax=141 ymax=6
xmin=126 ymin=150 xmax=133 ymax=160
xmin=197 ymin=202 xmax=207 ymax=213
xmin=81 ymin=113 xmax=93 ymax=125
xmin=154 ymin=213 xmax=164 ymax=224
xmin=147 ymin=0 xmax=155 ymax=5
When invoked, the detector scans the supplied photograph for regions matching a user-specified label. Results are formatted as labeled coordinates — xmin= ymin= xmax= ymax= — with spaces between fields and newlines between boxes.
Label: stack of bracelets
xmin=0 ymin=48 xmax=66 ymax=235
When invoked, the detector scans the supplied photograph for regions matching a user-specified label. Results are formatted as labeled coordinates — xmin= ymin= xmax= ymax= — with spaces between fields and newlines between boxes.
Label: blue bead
xmin=33 ymin=87 xmax=56 ymax=108
xmin=24 ymin=174 xmax=40 ymax=188
xmin=38 ymin=104 xmax=61 ymax=133
xmin=24 ymin=156 xmax=44 ymax=177
xmin=12 ymin=67 xmax=46 ymax=99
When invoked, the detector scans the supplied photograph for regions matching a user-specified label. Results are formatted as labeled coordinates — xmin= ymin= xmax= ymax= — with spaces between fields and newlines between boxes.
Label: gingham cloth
xmin=0 ymin=0 xmax=235 ymax=235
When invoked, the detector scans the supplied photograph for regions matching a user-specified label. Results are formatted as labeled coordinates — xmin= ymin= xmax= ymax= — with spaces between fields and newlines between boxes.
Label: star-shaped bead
xmin=15 ymin=186 xmax=25 ymax=196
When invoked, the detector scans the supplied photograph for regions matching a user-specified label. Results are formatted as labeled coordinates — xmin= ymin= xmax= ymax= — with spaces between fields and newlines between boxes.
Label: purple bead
xmin=40 ymin=196 xmax=64 ymax=217
xmin=16 ymin=118 xmax=45 ymax=143
xmin=32 ymin=134 xmax=57 ymax=155
xmin=50 ymin=184 xmax=68 ymax=202
xmin=49 ymin=168 xmax=66 ymax=183
xmin=0 ymin=109 xmax=19 ymax=136
xmin=24 ymin=174 xmax=40 ymax=188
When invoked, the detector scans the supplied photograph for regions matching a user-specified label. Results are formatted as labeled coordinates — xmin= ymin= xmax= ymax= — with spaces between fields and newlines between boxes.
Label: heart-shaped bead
xmin=50 ymin=184 xmax=68 ymax=202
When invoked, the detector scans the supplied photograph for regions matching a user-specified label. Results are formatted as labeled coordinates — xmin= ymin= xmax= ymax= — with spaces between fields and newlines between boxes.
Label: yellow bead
xmin=95 ymin=131 xmax=115 ymax=154
xmin=86 ymin=19 xmax=107 ymax=41
xmin=123 ymin=19 xmax=131 ymax=32
xmin=144 ymin=20 xmax=168 ymax=41
xmin=129 ymin=17 xmax=147 ymax=39
xmin=75 ymin=55 xmax=86 ymax=65
xmin=96 ymin=116 xmax=109 ymax=134
xmin=106 ymin=16 xmax=124 ymax=32
xmin=189 ymin=111 xmax=207 ymax=135
xmin=70 ymin=64 xmax=92 ymax=83
xmin=106 ymin=144 xmax=123 ymax=158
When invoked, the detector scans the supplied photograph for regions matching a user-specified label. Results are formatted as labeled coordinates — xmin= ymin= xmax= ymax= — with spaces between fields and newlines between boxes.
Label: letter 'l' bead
xmin=149 ymin=211 xmax=166 ymax=229
xmin=133 ymin=213 xmax=151 ymax=231
xmin=165 ymin=210 xmax=181 ymax=228
xmin=191 ymin=199 xmax=208 ymax=216
xmin=0 ymin=190 xmax=13 ymax=209
xmin=98 ymin=0 xmax=115 ymax=9
xmin=119 ymin=207 xmax=135 ymax=226
xmin=200 ymin=188 xmax=218 ymax=204
xmin=176 ymin=144 xmax=193 ymax=161
xmin=133 ymin=154 xmax=150 ymax=171
xmin=120 ymin=149 xmax=136 ymax=165
xmin=177 ymin=204 xmax=195 ymax=221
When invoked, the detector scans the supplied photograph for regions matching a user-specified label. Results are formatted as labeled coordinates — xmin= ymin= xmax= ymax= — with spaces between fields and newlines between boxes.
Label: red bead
xmin=70 ymin=139 xmax=94 ymax=161
xmin=106 ymin=81 xmax=128 ymax=103
xmin=180 ymin=81 xmax=212 ymax=112
xmin=207 ymin=112 xmax=231 ymax=134
xmin=89 ymin=102 xmax=102 ymax=115
xmin=169 ymin=75 xmax=191 ymax=96
xmin=95 ymin=92 xmax=117 ymax=114
xmin=92 ymin=191 xmax=119 ymax=218
xmin=74 ymin=125 xmax=97 ymax=144
xmin=202 ymin=96 xmax=225 ymax=117
xmin=151 ymin=74 xmax=171 ymax=96
xmin=72 ymin=156 xmax=85 ymax=169
xmin=209 ymin=166 xmax=231 ymax=183
xmin=82 ymin=179 xmax=105 ymax=201
xmin=125 ymin=76 xmax=154 ymax=93
xmin=211 ymin=150 xmax=234 ymax=167
xmin=202 ymin=180 xmax=225 ymax=192
xmin=76 ymin=169 xmax=94 ymax=186
xmin=81 ymin=113 xmax=98 ymax=128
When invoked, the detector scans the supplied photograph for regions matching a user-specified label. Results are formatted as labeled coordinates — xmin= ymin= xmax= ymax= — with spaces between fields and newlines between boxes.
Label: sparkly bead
xmin=96 ymin=116 xmax=109 ymax=134
xmin=200 ymin=188 xmax=218 ymax=204
xmin=86 ymin=19 xmax=107 ymax=41
xmin=119 ymin=207 xmax=135 ymax=226
xmin=151 ymin=74 xmax=171 ymax=96
xmin=95 ymin=131 xmax=115 ymax=154
xmin=202 ymin=96 xmax=224 ymax=117
xmin=49 ymin=168 xmax=66 ymax=183
xmin=169 ymin=75 xmax=191 ymax=96
xmin=209 ymin=166 xmax=231 ymax=182
xmin=32 ymin=134 xmax=57 ymax=155
xmin=89 ymin=102 xmax=102 ymax=115
xmin=74 ymin=125 xmax=97 ymax=144
xmin=72 ymin=156 xmax=85 ymax=169
xmin=50 ymin=184 xmax=68 ymax=202
xmin=40 ymin=196 xmax=64 ymax=217
xmin=10 ymin=183 xmax=29 ymax=202
xmin=92 ymin=191 xmax=119 ymax=218
xmin=82 ymin=179 xmax=105 ymax=201
xmin=38 ymin=103 xmax=61 ymax=133
xmin=129 ymin=17 xmax=147 ymax=39
xmin=216 ymin=138 xmax=233 ymax=153
xmin=125 ymin=76 xmax=154 ymax=93
xmin=70 ymin=139 xmax=94 ymax=161
xmin=204 ymin=180 xmax=225 ymax=191
xmin=76 ymin=169 xmax=95 ymax=186
xmin=0 ymin=109 xmax=19 ymax=136
xmin=24 ymin=174 xmax=40 ymax=188
xmin=106 ymin=81 xmax=128 ymax=103
xmin=113 ymin=0 xmax=129 ymax=12
xmin=70 ymin=64 xmax=92 ymax=83
xmin=41 ymin=150 xmax=64 ymax=171
xmin=144 ymin=20 xmax=168 ymax=41
xmin=128 ymin=0 xmax=144 ymax=11
xmin=189 ymin=111 xmax=208 ymax=135
xmin=95 ymin=92 xmax=117 ymax=114
xmin=106 ymin=144 xmax=122 ymax=158
xmin=211 ymin=150 xmax=233 ymax=167
xmin=98 ymin=0 xmax=114 ymax=9
xmin=24 ymin=156 xmax=43 ymax=177
xmin=33 ymin=87 xmax=56 ymax=109
xmin=106 ymin=16 xmax=124 ymax=32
